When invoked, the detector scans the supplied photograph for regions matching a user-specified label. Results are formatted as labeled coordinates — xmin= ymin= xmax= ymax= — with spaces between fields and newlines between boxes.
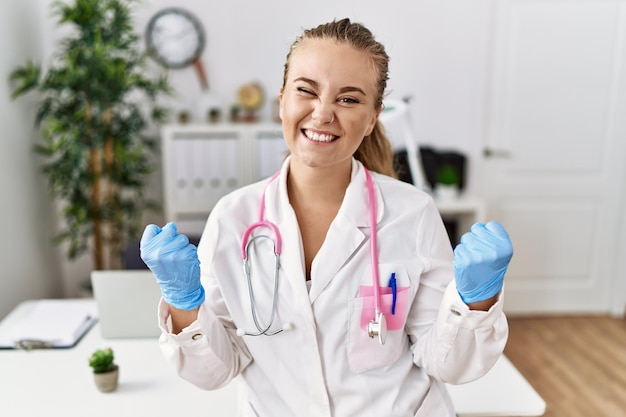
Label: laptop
xmin=90 ymin=270 xmax=162 ymax=338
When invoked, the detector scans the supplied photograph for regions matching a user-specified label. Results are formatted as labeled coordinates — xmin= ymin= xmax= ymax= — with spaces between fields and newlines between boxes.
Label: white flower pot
xmin=435 ymin=184 xmax=460 ymax=201
xmin=93 ymin=365 xmax=119 ymax=393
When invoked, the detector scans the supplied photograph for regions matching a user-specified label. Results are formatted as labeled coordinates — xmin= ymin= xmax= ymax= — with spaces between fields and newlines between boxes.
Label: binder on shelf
xmin=0 ymin=299 xmax=98 ymax=350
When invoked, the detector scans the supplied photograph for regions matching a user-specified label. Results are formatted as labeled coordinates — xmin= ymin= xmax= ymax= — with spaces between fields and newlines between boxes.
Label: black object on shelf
xmin=393 ymin=146 xmax=467 ymax=191
xmin=419 ymin=146 xmax=467 ymax=192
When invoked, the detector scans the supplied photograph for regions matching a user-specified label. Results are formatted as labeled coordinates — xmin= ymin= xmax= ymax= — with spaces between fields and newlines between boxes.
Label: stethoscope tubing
xmin=239 ymin=171 xmax=283 ymax=337
xmin=239 ymin=167 xmax=384 ymax=341
xmin=241 ymin=220 xmax=282 ymax=258
xmin=242 ymin=234 xmax=282 ymax=336
xmin=364 ymin=169 xmax=382 ymax=314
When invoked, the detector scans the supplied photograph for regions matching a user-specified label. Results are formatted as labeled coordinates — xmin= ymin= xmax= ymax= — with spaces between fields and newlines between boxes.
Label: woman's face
xmin=279 ymin=38 xmax=381 ymax=172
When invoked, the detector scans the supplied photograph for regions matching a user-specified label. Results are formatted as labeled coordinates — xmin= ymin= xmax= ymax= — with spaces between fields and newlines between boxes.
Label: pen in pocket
xmin=388 ymin=272 xmax=397 ymax=315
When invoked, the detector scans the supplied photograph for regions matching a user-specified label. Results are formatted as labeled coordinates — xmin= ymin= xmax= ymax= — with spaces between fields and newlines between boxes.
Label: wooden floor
xmin=504 ymin=315 xmax=626 ymax=417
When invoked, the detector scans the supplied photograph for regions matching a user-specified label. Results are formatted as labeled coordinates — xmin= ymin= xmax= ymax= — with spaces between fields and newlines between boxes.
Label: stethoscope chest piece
xmin=368 ymin=309 xmax=387 ymax=345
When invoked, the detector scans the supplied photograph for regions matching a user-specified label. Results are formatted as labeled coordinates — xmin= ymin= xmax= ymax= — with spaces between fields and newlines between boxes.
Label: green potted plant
xmin=9 ymin=0 xmax=171 ymax=271
xmin=89 ymin=347 xmax=119 ymax=392
xmin=434 ymin=164 xmax=460 ymax=200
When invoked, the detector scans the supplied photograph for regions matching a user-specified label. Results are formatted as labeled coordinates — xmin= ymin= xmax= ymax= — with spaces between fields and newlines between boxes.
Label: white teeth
xmin=304 ymin=129 xmax=336 ymax=142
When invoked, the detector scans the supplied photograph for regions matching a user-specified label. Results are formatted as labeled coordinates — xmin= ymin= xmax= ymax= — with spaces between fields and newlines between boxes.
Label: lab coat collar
xmin=339 ymin=158 xmax=385 ymax=228
xmin=309 ymin=159 xmax=385 ymax=302
xmin=263 ymin=157 xmax=385 ymax=306
xmin=267 ymin=157 xmax=385 ymax=226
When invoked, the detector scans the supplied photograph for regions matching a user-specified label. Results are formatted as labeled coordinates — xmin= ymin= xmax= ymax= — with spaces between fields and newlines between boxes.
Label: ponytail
xmin=354 ymin=121 xmax=396 ymax=178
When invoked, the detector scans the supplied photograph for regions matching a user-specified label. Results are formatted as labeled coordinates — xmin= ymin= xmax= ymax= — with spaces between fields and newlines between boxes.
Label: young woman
xmin=141 ymin=18 xmax=513 ymax=417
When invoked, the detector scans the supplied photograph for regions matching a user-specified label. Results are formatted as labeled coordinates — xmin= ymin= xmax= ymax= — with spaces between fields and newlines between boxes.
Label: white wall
xmin=16 ymin=0 xmax=492 ymax=297
xmin=4 ymin=0 xmax=625 ymax=315
xmin=131 ymin=0 xmax=491 ymax=156
xmin=0 ymin=0 xmax=63 ymax=319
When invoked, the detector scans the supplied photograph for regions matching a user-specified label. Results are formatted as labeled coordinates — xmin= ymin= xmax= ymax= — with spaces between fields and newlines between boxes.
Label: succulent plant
xmin=89 ymin=347 xmax=116 ymax=374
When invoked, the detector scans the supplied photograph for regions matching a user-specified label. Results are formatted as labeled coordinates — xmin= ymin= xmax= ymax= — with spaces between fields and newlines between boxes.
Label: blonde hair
xmin=282 ymin=18 xmax=396 ymax=177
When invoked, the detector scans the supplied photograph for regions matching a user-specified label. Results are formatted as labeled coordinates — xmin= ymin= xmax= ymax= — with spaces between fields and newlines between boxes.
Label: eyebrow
xmin=293 ymin=77 xmax=367 ymax=96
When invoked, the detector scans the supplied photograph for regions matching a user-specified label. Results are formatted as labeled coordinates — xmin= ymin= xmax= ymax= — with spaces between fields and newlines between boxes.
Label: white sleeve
xmin=157 ymin=200 xmax=254 ymax=390
xmin=423 ymin=283 xmax=508 ymax=384
xmin=157 ymin=296 xmax=253 ymax=390
xmin=406 ymin=200 xmax=508 ymax=384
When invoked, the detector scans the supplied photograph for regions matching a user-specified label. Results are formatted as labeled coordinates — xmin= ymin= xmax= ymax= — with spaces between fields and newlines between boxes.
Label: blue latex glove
xmin=140 ymin=222 xmax=205 ymax=310
xmin=453 ymin=221 xmax=513 ymax=304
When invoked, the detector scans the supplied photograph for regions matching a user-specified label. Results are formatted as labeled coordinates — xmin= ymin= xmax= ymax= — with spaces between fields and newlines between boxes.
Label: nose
xmin=311 ymin=99 xmax=334 ymax=125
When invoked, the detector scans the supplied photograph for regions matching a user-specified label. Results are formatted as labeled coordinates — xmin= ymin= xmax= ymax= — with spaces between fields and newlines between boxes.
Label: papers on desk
xmin=0 ymin=299 xmax=97 ymax=349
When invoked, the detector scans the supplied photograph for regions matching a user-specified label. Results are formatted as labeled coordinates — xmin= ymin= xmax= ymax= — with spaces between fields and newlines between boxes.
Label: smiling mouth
xmin=303 ymin=129 xmax=338 ymax=143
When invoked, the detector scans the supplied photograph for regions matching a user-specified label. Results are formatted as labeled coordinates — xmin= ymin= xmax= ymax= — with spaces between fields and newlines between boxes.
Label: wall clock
xmin=145 ymin=7 xmax=209 ymax=89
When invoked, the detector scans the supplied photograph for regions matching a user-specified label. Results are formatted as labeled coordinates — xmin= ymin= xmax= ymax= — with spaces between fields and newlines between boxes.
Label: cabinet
xmin=161 ymin=123 xmax=288 ymax=235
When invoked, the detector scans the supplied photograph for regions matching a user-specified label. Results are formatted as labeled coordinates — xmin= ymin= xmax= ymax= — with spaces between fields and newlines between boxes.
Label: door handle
xmin=483 ymin=148 xmax=512 ymax=158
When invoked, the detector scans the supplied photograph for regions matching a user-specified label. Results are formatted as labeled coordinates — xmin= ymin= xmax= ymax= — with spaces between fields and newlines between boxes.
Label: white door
xmin=481 ymin=0 xmax=626 ymax=314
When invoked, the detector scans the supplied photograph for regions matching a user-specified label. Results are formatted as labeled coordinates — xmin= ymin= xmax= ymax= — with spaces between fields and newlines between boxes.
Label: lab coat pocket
xmin=347 ymin=288 xmax=410 ymax=373
xmin=357 ymin=285 xmax=410 ymax=331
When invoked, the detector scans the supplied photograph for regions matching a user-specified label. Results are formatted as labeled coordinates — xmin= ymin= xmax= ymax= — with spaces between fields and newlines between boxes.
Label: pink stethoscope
xmin=237 ymin=168 xmax=387 ymax=345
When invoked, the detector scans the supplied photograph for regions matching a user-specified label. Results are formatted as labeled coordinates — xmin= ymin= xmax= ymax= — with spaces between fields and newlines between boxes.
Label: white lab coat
xmin=158 ymin=157 xmax=508 ymax=417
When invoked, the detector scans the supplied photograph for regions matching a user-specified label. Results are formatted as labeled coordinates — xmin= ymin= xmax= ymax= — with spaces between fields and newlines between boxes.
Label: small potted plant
xmin=89 ymin=347 xmax=119 ymax=392
xmin=435 ymin=164 xmax=461 ymax=200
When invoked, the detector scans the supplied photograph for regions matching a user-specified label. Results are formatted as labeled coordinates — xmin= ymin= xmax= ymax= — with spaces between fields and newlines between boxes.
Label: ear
xmin=278 ymin=87 xmax=284 ymax=121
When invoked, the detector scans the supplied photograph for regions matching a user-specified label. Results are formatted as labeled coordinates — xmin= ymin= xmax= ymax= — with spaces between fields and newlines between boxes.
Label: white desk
xmin=0 ymin=301 xmax=545 ymax=417
xmin=446 ymin=358 xmax=546 ymax=417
